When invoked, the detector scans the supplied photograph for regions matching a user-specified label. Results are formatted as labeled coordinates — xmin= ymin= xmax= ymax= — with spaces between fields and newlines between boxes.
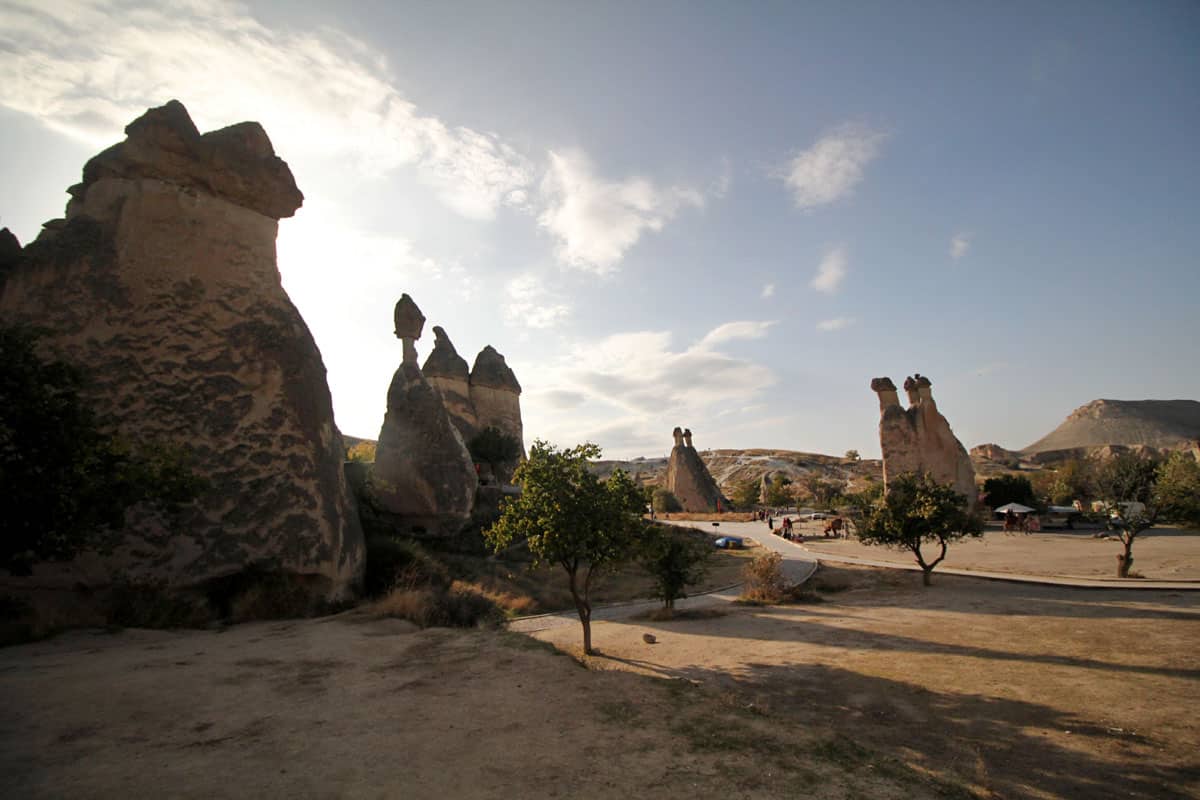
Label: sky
xmin=1 ymin=0 xmax=1198 ymax=460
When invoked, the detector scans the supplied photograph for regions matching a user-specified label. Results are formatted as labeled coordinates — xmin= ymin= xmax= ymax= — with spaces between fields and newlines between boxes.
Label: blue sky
xmin=2 ymin=1 xmax=1197 ymax=458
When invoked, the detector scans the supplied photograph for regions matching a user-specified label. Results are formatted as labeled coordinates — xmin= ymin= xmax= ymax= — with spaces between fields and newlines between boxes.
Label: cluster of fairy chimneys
xmin=671 ymin=427 xmax=696 ymax=448
xmin=870 ymin=373 xmax=934 ymax=410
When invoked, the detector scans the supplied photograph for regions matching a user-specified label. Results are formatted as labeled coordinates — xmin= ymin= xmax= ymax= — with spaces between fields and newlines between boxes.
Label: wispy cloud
xmin=780 ymin=124 xmax=887 ymax=210
xmin=950 ymin=232 xmax=972 ymax=260
xmin=537 ymin=149 xmax=706 ymax=274
xmin=816 ymin=317 xmax=854 ymax=332
xmin=518 ymin=321 xmax=777 ymax=457
xmin=761 ymin=283 xmax=776 ymax=299
xmin=0 ymin=0 xmax=532 ymax=221
xmin=811 ymin=246 xmax=847 ymax=293
xmin=503 ymin=274 xmax=572 ymax=329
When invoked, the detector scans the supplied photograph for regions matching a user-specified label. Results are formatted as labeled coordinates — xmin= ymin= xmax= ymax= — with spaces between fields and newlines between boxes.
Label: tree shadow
xmin=606 ymin=654 xmax=1200 ymax=799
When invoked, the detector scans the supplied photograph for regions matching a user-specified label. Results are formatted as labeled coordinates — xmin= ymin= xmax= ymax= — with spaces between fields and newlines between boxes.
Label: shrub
xmin=362 ymin=536 xmax=450 ymax=597
xmin=371 ymin=581 xmax=504 ymax=628
xmin=739 ymin=552 xmax=789 ymax=604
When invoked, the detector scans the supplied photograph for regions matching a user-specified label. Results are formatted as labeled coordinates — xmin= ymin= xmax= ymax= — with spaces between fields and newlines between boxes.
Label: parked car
xmin=713 ymin=536 xmax=745 ymax=549
xmin=803 ymin=512 xmax=830 ymax=521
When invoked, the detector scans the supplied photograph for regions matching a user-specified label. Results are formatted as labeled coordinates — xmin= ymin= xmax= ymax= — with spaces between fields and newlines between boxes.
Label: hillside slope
xmin=1022 ymin=399 xmax=1200 ymax=454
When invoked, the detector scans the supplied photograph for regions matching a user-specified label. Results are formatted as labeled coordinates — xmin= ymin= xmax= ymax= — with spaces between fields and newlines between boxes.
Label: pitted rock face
xmin=77 ymin=100 xmax=303 ymax=220
xmin=469 ymin=345 xmax=524 ymax=481
xmin=393 ymin=294 xmax=426 ymax=341
xmin=423 ymin=326 xmax=469 ymax=380
xmin=0 ymin=101 xmax=363 ymax=599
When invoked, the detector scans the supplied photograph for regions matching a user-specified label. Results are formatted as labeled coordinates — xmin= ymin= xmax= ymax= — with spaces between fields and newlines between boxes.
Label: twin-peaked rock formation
xmin=371 ymin=294 xmax=525 ymax=537
xmin=666 ymin=427 xmax=728 ymax=512
xmin=870 ymin=374 xmax=977 ymax=511
xmin=0 ymin=100 xmax=362 ymax=598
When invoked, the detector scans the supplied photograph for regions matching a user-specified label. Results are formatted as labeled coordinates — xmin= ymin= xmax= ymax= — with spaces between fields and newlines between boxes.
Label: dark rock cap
xmin=470 ymin=345 xmax=521 ymax=393
xmin=78 ymin=100 xmax=303 ymax=219
xmin=422 ymin=326 xmax=469 ymax=380
xmin=0 ymin=227 xmax=21 ymax=275
xmin=870 ymin=377 xmax=897 ymax=392
xmin=393 ymin=294 xmax=425 ymax=340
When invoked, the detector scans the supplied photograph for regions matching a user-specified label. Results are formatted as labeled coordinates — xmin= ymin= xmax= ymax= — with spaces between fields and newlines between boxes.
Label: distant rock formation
xmin=970 ymin=443 xmax=1022 ymax=468
xmin=0 ymin=100 xmax=362 ymax=598
xmin=372 ymin=294 xmax=478 ymax=536
xmin=666 ymin=427 xmax=727 ymax=512
xmin=1022 ymin=399 xmax=1200 ymax=458
xmin=759 ymin=471 xmax=773 ymax=505
xmin=871 ymin=375 xmax=977 ymax=511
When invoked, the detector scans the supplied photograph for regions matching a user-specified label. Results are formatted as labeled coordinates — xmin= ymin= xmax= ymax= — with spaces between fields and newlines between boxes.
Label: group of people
xmin=1002 ymin=509 xmax=1041 ymax=532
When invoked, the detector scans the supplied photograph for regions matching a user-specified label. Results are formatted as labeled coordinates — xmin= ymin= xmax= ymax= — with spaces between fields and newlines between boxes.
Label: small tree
xmin=1154 ymin=452 xmax=1200 ymax=529
xmin=467 ymin=426 xmax=522 ymax=481
xmin=982 ymin=474 xmax=1037 ymax=509
xmin=639 ymin=527 xmax=711 ymax=612
xmin=485 ymin=440 xmax=643 ymax=654
xmin=730 ymin=479 xmax=760 ymax=510
xmin=1094 ymin=453 xmax=1160 ymax=577
xmin=844 ymin=449 xmax=861 ymax=462
xmin=346 ymin=441 xmax=376 ymax=462
xmin=764 ymin=474 xmax=794 ymax=507
xmin=802 ymin=474 xmax=842 ymax=508
xmin=651 ymin=488 xmax=682 ymax=513
xmin=858 ymin=473 xmax=983 ymax=586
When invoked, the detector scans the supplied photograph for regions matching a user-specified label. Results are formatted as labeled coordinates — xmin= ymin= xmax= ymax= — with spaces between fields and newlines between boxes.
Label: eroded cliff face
xmin=373 ymin=297 xmax=478 ymax=536
xmin=665 ymin=427 xmax=727 ymax=512
xmin=0 ymin=100 xmax=363 ymax=598
xmin=871 ymin=375 xmax=977 ymax=511
xmin=422 ymin=326 xmax=478 ymax=440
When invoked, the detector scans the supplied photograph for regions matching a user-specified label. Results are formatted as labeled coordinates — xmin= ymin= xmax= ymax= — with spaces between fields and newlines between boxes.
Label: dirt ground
xmin=794 ymin=522 xmax=1200 ymax=581
xmin=3 ymin=565 xmax=1197 ymax=799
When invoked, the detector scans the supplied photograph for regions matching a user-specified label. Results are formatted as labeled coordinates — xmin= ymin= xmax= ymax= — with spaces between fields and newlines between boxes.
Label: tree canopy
xmin=484 ymin=440 xmax=644 ymax=654
xmin=857 ymin=473 xmax=982 ymax=585
xmin=1154 ymin=452 xmax=1200 ymax=528
xmin=639 ymin=526 xmax=711 ymax=611
xmin=982 ymin=474 xmax=1037 ymax=509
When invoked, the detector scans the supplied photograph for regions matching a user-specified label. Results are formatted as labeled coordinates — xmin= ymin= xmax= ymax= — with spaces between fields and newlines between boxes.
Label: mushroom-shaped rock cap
xmin=79 ymin=100 xmax=303 ymax=219
xmin=470 ymin=346 xmax=521 ymax=393
xmin=870 ymin=377 xmax=897 ymax=392
xmin=393 ymin=294 xmax=426 ymax=340
xmin=0 ymin=228 xmax=21 ymax=274
xmin=915 ymin=373 xmax=932 ymax=388
xmin=422 ymin=326 xmax=469 ymax=380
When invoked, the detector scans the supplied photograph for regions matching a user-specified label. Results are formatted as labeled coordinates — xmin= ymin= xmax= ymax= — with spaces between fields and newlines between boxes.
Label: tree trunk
xmin=922 ymin=567 xmax=933 ymax=586
xmin=566 ymin=567 xmax=594 ymax=655
xmin=1117 ymin=534 xmax=1134 ymax=578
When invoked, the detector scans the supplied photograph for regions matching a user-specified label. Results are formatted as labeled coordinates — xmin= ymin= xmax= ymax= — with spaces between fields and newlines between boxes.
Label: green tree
xmin=651 ymin=488 xmax=682 ymax=513
xmin=485 ymin=440 xmax=644 ymax=654
xmin=844 ymin=449 xmax=860 ymax=462
xmin=981 ymin=474 xmax=1037 ymax=509
xmin=0 ymin=325 xmax=203 ymax=575
xmin=1091 ymin=453 xmax=1160 ymax=577
xmin=801 ymin=474 xmax=842 ymax=508
xmin=857 ymin=473 xmax=983 ymax=586
xmin=639 ymin=527 xmax=711 ymax=612
xmin=1154 ymin=452 xmax=1200 ymax=528
xmin=467 ymin=426 xmax=523 ymax=480
xmin=730 ymin=479 xmax=760 ymax=510
xmin=840 ymin=482 xmax=884 ymax=534
xmin=764 ymin=474 xmax=794 ymax=507
xmin=1031 ymin=459 xmax=1093 ymax=506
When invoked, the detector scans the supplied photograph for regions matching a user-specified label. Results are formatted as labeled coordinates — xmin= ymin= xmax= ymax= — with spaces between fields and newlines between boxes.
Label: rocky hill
xmin=1021 ymin=399 xmax=1200 ymax=459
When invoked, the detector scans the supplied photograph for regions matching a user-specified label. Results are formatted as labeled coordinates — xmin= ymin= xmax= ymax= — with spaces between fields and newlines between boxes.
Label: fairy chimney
xmin=422 ymin=326 xmax=478 ymax=440
xmin=665 ymin=427 xmax=727 ymax=512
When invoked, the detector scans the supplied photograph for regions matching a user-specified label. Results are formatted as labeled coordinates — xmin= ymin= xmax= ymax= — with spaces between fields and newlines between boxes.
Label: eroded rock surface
xmin=469 ymin=345 xmax=524 ymax=480
xmin=373 ymin=297 xmax=478 ymax=535
xmin=0 ymin=100 xmax=362 ymax=598
xmin=871 ymin=374 xmax=977 ymax=511
xmin=422 ymin=326 xmax=477 ymax=440
xmin=666 ymin=427 xmax=727 ymax=512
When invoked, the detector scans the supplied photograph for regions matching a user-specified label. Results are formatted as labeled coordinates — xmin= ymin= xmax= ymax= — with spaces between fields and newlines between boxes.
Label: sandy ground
xmin=3 ymin=564 xmax=1198 ymax=799
xmin=789 ymin=521 xmax=1200 ymax=581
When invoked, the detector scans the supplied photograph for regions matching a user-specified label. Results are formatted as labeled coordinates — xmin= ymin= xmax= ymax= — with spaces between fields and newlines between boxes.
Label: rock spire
xmin=665 ymin=426 xmax=727 ymax=512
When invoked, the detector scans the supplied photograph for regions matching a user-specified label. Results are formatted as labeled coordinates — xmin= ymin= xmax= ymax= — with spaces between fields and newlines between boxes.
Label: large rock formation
xmin=372 ymin=295 xmax=478 ymax=536
xmin=871 ymin=375 xmax=977 ymax=511
xmin=666 ymin=427 xmax=728 ymax=512
xmin=1022 ymin=399 xmax=1200 ymax=458
xmin=467 ymin=345 xmax=524 ymax=480
xmin=421 ymin=326 xmax=478 ymax=440
xmin=0 ymin=100 xmax=363 ymax=597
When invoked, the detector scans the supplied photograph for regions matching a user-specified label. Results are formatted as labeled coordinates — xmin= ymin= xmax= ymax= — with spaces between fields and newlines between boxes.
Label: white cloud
xmin=0 ymin=0 xmax=532 ymax=220
xmin=503 ymin=274 xmax=572 ymax=329
xmin=950 ymin=232 xmax=972 ymax=260
xmin=761 ymin=283 xmax=775 ymax=299
xmin=697 ymin=320 xmax=777 ymax=349
xmin=816 ymin=317 xmax=854 ymax=332
xmin=538 ymin=149 xmax=705 ymax=274
xmin=517 ymin=321 xmax=777 ymax=457
xmin=811 ymin=246 xmax=847 ymax=293
xmin=780 ymin=124 xmax=886 ymax=210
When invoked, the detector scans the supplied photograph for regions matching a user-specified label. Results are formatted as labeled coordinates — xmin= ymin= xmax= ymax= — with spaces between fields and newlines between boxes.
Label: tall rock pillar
xmin=469 ymin=345 xmax=524 ymax=483
xmin=665 ymin=427 xmax=727 ymax=512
